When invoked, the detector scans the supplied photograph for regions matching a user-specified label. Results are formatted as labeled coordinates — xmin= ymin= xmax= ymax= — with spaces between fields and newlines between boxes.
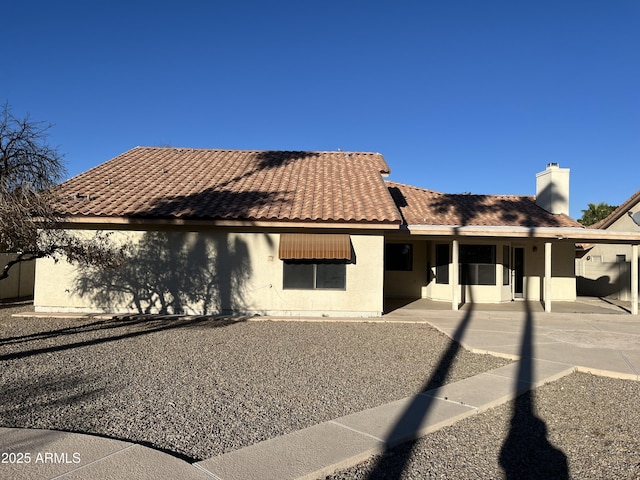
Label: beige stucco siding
xmin=508 ymin=241 xmax=576 ymax=302
xmin=575 ymin=196 xmax=640 ymax=301
xmin=34 ymin=229 xmax=384 ymax=317
xmin=398 ymin=239 xmax=576 ymax=304
xmin=383 ymin=240 xmax=428 ymax=298
xmin=549 ymin=241 xmax=577 ymax=301
xmin=266 ymin=234 xmax=384 ymax=316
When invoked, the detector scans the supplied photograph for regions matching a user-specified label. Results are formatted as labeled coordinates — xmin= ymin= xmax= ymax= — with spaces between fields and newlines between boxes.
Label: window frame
xmin=435 ymin=243 xmax=450 ymax=284
xmin=283 ymin=260 xmax=347 ymax=290
xmin=503 ymin=245 xmax=510 ymax=286
xmin=459 ymin=244 xmax=497 ymax=286
xmin=385 ymin=243 xmax=413 ymax=271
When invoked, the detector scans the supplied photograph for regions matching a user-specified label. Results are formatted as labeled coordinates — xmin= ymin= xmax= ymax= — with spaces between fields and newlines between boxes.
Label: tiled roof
xmin=55 ymin=147 xmax=401 ymax=225
xmin=590 ymin=189 xmax=640 ymax=229
xmin=387 ymin=181 xmax=583 ymax=228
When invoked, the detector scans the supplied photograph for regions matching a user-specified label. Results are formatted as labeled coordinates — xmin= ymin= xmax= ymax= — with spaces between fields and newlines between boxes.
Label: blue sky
xmin=3 ymin=1 xmax=638 ymax=219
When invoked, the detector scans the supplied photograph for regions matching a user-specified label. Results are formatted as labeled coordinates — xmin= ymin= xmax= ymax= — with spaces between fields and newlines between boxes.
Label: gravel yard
xmin=327 ymin=372 xmax=640 ymax=480
xmin=0 ymin=305 xmax=509 ymax=462
xmin=4 ymin=305 xmax=639 ymax=479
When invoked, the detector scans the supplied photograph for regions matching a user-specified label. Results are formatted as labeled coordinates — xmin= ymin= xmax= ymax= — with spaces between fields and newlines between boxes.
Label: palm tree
xmin=578 ymin=202 xmax=617 ymax=226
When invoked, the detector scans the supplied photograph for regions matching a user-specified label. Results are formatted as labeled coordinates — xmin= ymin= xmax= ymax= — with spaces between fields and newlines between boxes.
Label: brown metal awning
xmin=278 ymin=234 xmax=352 ymax=260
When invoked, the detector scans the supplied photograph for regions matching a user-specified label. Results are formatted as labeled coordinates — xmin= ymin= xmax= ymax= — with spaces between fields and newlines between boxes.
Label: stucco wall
xmin=549 ymin=241 xmax=577 ymax=301
xmin=518 ymin=241 xmax=575 ymax=302
xmin=34 ymin=228 xmax=385 ymax=317
xmin=415 ymin=239 xmax=576 ymax=304
xmin=383 ymin=240 xmax=428 ymax=298
xmin=575 ymin=196 xmax=640 ymax=300
xmin=576 ymin=246 xmax=638 ymax=301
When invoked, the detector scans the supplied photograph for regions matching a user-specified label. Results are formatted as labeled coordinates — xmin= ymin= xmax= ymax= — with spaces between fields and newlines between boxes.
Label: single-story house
xmin=576 ymin=189 xmax=640 ymax=302
xmin=34 ymin=148 xmax=640 ymax=316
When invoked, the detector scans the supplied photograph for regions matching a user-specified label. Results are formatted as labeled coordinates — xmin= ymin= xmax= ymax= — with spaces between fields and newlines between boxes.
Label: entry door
xmin=513 ymin=248 xmax=525 ymax=298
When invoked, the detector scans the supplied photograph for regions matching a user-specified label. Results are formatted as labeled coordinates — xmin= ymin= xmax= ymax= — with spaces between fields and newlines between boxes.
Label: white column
xmin=545 ymin=242 xmax=552 ymax=313
xmin=452 ymin=239 xmax=459 ymax=311
xmin=632 ymin=244 xmax=638 ymax=316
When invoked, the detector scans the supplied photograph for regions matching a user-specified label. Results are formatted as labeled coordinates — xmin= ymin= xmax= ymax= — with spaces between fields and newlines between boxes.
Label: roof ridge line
xmin=133 ymin=146 xmax=382 ymax=155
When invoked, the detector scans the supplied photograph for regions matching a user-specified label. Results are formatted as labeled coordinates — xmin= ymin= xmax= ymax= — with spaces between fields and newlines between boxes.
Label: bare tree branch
xmin=1 ymin=103 xmax=124 ymax=281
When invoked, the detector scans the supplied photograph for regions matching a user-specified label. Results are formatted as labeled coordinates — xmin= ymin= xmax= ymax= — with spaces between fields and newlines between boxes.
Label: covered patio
xmin=384 ymin=179 xmax=640 ymax=316
xmin=384 ymin=296 xmax=634 ymax=316
xmin=385 ymin=226 xmax=640 ymax=316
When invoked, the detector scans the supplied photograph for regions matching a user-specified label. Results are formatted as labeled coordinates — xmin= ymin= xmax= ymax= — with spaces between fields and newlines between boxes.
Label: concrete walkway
xmin=2 ymin=299 xmax=639 ymax=479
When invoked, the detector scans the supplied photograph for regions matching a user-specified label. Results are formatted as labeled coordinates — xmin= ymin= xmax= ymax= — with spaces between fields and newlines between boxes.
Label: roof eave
xmin=405 ymin=225 xmax=640 ymax=243
xmin=57 ymin=216 xmax=403 ymax=230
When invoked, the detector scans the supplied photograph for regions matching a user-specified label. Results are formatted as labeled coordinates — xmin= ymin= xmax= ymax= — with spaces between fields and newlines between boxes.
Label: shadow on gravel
xmin=0 ymin=315 xmax=245 ymax=361
xmin=0 ymin=300 xmax=33 ymax=310
xmin=365 ymin=298 xmax=474 ymax=479
xmin=498 ymin=301 xmax=568 ymax=479
xmin=0 ymin=372 xmax=106 ymax=419
xmin=0 ymin=369 xmax=199 ymax=463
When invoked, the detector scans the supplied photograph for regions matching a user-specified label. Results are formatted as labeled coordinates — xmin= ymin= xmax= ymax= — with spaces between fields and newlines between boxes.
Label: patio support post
xmin=632 ymin=244 xmax=638 ymax=316
xmin=452 ymin=239 xmax=459 ymax=311
xmin=544 ymin=241 xmax=552 ymax=313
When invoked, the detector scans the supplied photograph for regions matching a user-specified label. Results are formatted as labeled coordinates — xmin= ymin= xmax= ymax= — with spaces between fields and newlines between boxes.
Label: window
xmin=385 ymin=243 xmax=413 ymax=271
xmin=279 ymin=234 xmax=350 ymax=290
xmin=616 ymin=254 xmax=626 ymax=263
xmin=503 ymin=245 xmax=510 ymax=285
xmin=435 ymin=244 xmax=449 ymax=284
xmin=460 ymin=245 xmax=496 ymax=285
xmin=283 ymin=260 xmax=346 ymax=290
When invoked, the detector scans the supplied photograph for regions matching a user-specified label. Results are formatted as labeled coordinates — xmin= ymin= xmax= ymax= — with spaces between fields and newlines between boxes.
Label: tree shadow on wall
xmin=74 ymin=231 xmax=251 ymax=315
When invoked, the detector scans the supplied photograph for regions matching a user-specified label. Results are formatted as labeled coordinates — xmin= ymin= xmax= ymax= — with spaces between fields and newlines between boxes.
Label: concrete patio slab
xmin=196 ymin=421 xmax=382 ymax=480
xmin=528 ymin=343 xmax=638 ymax=378
xmin=420 ymin=372 xmax=518 ymax=410
xmin=384 ymin=297 xmax=632 ymax=317
xmin=457 ymin=331 xmax=525 ymax=353
xmin=0 ymin=427 xmax=208 ymax=480
xmin=583 ymin=319 xmax=640 ymax=335
xmin=59 ymin=444 xmax=210 ymax=480
xmin=484 ymin=360 xmax=575 ymax=385
xmin=333 ymin=394 xmax=476 ymax=447
xmin=421 ymin=307 xmax=640 ymax=379
xmin=614 ymin=351 xmax=640 ymax=380
xmin=0 ymin=427 xmax=133 ymax=480
xmin=421 ymin=362 xmax=573 ymax=411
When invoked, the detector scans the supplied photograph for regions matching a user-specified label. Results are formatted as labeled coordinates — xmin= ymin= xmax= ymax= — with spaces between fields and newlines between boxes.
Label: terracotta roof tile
xmin=54 ymin=147 xmax=401 ymax=225
xmin=387 ymin=181 xmax=582 ymax=228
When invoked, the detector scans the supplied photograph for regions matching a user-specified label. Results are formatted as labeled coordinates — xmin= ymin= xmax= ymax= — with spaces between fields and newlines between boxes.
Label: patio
xmin=385 ymin=296 xmax=633 ymax=315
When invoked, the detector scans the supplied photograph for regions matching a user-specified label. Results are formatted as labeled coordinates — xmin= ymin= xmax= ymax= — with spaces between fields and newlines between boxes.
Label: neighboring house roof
xmin=387 ymin=181 xmax=582 ymax=228
xmin=54 ymin=147 xmax=402 ymax=225
xmin=590 ymin=189 xmax=640 ymax=229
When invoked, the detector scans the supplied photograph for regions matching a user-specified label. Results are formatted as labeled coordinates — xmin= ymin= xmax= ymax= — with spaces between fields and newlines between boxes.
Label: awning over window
xmin=278 ymin=234 xmax=352 ymax=260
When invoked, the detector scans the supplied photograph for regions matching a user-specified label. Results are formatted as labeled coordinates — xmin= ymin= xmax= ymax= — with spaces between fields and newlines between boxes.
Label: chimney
xmin=536 ymin=163 xmax=570 ymax=215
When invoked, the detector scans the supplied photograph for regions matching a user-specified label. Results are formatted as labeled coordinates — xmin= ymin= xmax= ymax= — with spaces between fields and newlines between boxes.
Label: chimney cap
xmin=547 ymin=162 xmax=560 ymax=168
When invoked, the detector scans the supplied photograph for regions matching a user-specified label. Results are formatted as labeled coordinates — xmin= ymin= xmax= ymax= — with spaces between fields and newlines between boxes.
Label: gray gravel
xmin=0 ymin=305 xmax=509 ymax=461
xmin=326 ymin=372 xmax=640 ymax=480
